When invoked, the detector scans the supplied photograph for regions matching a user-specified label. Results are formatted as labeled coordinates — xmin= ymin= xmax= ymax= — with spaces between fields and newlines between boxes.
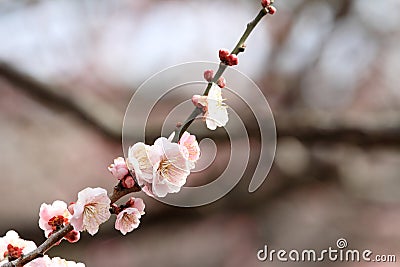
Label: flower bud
xmin=261 ymin=0 xmax=271 ymax=8
xmin=219 ymin=49 xmax=230 ymax=62
xmin=203 ymin=69 xmax=214 ymax=82
xmin=122 ymin=175 xmax=135 ymax=189
xmin=217 ymin=77 xmax=226 ymax=88
xmin=267 ymin=5 xmax=277 ymax=15
xmin=227 ymin=54 xmax=239 ymax=66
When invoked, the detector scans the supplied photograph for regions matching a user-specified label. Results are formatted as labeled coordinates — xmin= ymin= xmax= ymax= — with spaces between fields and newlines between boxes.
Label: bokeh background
xmin=1 ymin=0 xmax=400 ymax=266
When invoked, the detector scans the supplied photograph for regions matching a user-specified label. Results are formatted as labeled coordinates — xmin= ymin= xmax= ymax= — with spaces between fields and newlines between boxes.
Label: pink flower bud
xmin=192 ymin=95 xmax=207 ymax=108
xmin=267 ymin=6 xmax=277 ymax=15
xmin=203 ymin=69 xmax=214 ymax=82
xmin=122 ymin=175 xmax=135 ymax=189
xmin=261 ymin=0 xmax=271 ymax=8
xmin=219 ymin=49 xmax=230 ymax=62
xmin=227 ymin=54 xmax=239 ymax=66
xmin=192 ymin=95 xmax=200 ymax=106
xmin=217 ymin=77 xmax=226 ymax=88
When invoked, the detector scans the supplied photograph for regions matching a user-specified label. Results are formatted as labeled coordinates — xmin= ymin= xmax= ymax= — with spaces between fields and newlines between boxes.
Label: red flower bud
xmin=219 ymin=49 xmax=230 ymax=62
xmin=267 ymin=6 xmax=277 ymax=15
xmin=261 ymin=0 xmax=271 ymax=8
xmin=227 ymin=54 xmax=239 ymax=66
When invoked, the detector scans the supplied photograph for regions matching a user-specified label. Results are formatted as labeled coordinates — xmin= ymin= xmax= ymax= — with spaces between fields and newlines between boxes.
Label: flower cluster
xmin=0 ymin=230 xmax=84 ymax=266
xmin=219 ymin=49 xmax=238 ymax=66
xmin=127 ymin=132 xmax=200 ymax=197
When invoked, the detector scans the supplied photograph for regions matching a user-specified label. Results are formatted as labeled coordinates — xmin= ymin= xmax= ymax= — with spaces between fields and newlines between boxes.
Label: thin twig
xmin=172 ymin=8 xmax=269 ymax=142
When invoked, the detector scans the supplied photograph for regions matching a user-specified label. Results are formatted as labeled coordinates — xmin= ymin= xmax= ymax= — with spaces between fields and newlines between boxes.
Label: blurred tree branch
xmin=1 ymin=61 xmax=400 ymax=146
xmin=0 ymin=62 xmax=122 ymax=140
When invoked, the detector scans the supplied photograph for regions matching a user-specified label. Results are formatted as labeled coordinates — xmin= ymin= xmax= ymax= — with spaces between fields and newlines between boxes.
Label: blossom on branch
xmin=70 ymin=187 xmax=111 ymax=236
xmin=127 ymin=133 xmax=201 ymax=197
xmin=0 ymin=230 xmax=37 ymax=263
xmin=192 ymin=83 xmax=229 ymax=130
xmin=38 ymin=201 xmax=80 ymax=243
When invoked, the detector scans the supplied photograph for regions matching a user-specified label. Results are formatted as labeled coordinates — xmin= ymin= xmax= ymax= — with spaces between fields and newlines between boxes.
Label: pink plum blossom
xmin=38 ymin=201 xmax=81 ymax=244
xmin=108 ymin=157 xmax=129 ymax=180
xmin=179 ymin=131 xmax=200 ymax=165
xmin=126 ymin=197 xmax=145 ymax=214
xmin=128 ymin=137 xmax=191 ymax=197
xmin=0 ymin=230 xmax=37 ymax=263
xmin=115 ymin=208 xmax=142 ymax=235
xmin=115 ymin=197 xmax=145 ymax=235
xmin=70 ymin=187 xmax=111 ymax=236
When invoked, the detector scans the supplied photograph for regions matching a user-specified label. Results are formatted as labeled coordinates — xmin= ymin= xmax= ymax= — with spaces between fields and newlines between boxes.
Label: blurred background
xmin=1 ymin=0 xmax=400 ymax=266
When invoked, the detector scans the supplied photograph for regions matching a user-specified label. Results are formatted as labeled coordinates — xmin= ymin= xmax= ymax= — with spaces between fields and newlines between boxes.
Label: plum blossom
xmin=115 ymin=197 xmax=145 ymax=235
xmin=108 ymin=157 xmax=129 ymax=180
xmin=205 ymin=84 xmax=229 ymax=130
xmin=115 ymin=209 xmax=141 ymax=235
xmin=70 ymin=187 xmax=111 ymax=236
xmin=179 ymin=132 xmax=200 ymax=166
xmin=0 ymin=230 xmax=37 ymax=263
xmin=38 ymin=201 xmax=80 ymax=243
xmin=28 ymin=255 xmax=85 ymax=267
xmin=193 ymin=83 xmax=229 ymax=130
xmin=128 ymin=136 xmax=192 ymax=197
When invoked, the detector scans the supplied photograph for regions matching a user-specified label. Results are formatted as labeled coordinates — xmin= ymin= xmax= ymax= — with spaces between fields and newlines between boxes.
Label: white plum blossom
xmin=0 ymin=230 xmax=37 ymax=264
xmin=28 ymin=255 xmax=85 ymax=267
xmin=70 ymin=187 xmax=111 ymax=236
xmin=192 ymin=83 xmax=229 ymax=130
xmin=205 ymin=83 xmax=229 ymax=130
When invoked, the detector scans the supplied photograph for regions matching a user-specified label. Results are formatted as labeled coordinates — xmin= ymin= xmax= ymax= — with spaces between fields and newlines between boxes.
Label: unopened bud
xmin=203 ymin=69 xmax=214 ymax=82
xmin=261 ymin=0 xmax=271 ymax=8
xmin=217 ymin=77 xmax=226 ymax=88
xmin=227 ymin=54 xmax=239 ymax=66
xmin=219 ymin=49 xmax=230 ymax=62
xmin=267 ymin=5 xmax=277 ymax=15
xmin=192 ymin=95 xmax=207 ymax=108
xmin=192 ymin=95 xmax=202 ymax=108
xmin=65 ymin=230 xmax=80 ymax=243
